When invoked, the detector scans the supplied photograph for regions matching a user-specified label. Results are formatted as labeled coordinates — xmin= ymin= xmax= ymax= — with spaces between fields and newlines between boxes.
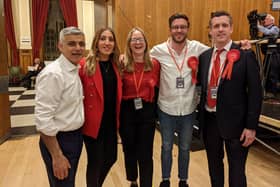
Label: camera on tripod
xmin=247 ymin=10 xmax=267 ymax=39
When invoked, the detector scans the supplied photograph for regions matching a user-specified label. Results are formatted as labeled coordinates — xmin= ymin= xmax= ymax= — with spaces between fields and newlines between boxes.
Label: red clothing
xmin=79 ymin=58 xmax=122 ymax=139
xmin=122 ymin=59 xmax=160 ymax=102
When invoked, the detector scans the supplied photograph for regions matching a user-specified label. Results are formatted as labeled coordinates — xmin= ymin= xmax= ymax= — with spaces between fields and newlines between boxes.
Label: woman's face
xmin=97 ymin=30 xmax=115 ymax=60
xmin=129 ymin=30 xmax=146 ymax=57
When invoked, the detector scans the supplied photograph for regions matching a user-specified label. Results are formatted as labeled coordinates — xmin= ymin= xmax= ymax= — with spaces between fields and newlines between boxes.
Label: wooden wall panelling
xmin=113 ymin=0 xmax=280 ymax=51
xmin=19 ymin=49 xmax=32 ymax=75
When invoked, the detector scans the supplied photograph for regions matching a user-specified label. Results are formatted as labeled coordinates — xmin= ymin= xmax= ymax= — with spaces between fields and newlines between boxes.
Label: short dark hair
xmin=169 ymin=13 xmax=190 ymax=28
xmin=209 ymin=10 xmax=233 ymax=28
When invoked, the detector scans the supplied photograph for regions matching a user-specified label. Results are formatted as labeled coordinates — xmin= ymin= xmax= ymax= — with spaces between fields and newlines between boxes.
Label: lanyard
xmin=166 ymin=42 xmax=188 ymax=76
xmin=133 ymin=69 xmax=145 ymax=97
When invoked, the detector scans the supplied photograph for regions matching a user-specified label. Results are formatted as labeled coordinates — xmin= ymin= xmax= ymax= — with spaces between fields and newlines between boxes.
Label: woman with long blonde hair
xmin=119 ymin=27 xmax=160 ymax=187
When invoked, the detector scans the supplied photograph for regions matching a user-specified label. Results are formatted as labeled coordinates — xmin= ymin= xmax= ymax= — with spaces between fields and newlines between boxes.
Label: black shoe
xmin=179 ymin=180 xmax=189 ymax=187
xmin=130 ymin=182 xmax=138 ymax=187
xmin=159 ymin=180 xmax=170 ymax=187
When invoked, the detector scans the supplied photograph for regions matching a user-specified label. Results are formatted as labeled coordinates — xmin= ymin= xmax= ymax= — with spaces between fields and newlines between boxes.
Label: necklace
xmin=100 ymin=61 xmax=110 ymax=72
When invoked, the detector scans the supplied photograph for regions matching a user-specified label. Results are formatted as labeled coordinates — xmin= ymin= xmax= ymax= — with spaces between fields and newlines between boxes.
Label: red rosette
xmin=187 ymin=56 xmax=199 ymax=84
xmin=222 ymin=49 xmax=240 ymax=80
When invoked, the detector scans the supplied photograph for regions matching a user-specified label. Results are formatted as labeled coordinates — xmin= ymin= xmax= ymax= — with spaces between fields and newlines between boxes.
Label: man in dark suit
xmin=197 ymin=11 xmax=262 ymax=187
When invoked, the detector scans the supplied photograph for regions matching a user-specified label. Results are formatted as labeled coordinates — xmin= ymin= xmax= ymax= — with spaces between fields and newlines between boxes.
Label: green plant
xmin=9 ymin=66 xmax=21 ymax=84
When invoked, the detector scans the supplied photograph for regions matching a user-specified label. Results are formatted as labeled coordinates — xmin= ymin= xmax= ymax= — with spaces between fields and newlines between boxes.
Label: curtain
xmin=4 ymin=0 xmax=19 ymax=66
xmin=59 ymin=0 xmax=78 ymax=27
xmin=32 ymin=0 xmax=49 ymax=60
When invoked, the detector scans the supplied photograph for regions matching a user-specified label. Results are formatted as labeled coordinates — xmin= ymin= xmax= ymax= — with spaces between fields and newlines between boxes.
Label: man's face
xmin=170 ymin=18 xmax=188 ymax=44
xmin=58 ymin=34 xmax=85 ymax=65
xmin=209 ymin=16 xmax=233 ymax=47
xmin=263 ymin=15 xmax=273 ymax=27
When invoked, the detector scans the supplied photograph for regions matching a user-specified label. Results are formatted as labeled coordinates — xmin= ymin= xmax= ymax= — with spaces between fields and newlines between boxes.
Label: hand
xmin=240 ymin=39 xmax=252 ymax=50
xmin=119 ymin=54 xmax=125 ymax=64
xmin=240 ymin=128 xmax=256 ymax=147
xmin=52 ymin=153 xmax=71 ymax=180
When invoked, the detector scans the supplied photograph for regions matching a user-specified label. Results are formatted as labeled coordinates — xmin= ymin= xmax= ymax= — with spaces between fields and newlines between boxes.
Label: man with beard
xmin=150 ymin=13 xmax=209 ymax=187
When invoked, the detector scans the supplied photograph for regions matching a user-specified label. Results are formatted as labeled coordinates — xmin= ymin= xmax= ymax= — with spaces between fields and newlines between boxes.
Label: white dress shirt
xmin=206 ymin=40 xmax=232 ymax=112
xmin=35 ymin=54 xmax=84 ymax=136
xmin=150 ymin=39 xmax=209 ymax=116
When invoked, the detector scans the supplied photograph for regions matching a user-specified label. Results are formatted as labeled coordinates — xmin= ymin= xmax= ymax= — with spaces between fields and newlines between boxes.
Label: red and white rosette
xmin=222 ymin=49 xmax=240 ymax=80
xmin=187 ymin=56 xmax=199 ymax=84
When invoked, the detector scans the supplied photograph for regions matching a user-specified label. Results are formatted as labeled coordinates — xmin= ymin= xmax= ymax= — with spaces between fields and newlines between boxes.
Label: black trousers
xmin=39 ymin=129 xmax=83 ymax=187
xmin=203 ymin=111 xmax=249 ymax=187
xmin=263 ymin=51 xmax=280 ymax=94
xmin=119 ymin=100 xmax=156 ymax=187
xmin=83 ymin=125 xmax=117 ymax=187
xmin=21 ymin=71 xmax=38 ymax=88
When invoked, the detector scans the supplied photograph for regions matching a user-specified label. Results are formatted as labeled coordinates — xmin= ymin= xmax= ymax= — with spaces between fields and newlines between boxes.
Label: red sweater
xmin=122 ymin=59 xmax=160 ymax=102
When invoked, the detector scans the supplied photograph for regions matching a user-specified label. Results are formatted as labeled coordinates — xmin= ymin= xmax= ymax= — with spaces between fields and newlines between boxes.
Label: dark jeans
xmin=83 ymin=130 xmax=117 ymax=187
xmin=39 ymin=129 xmax=83 ymax=187
xmin=203 ymin=111 xmax=249 ymax=187
xmin=21 ymin=71 xmax=38 ymax=88
xmin=119 ymin=100 xmax=156 ymax=187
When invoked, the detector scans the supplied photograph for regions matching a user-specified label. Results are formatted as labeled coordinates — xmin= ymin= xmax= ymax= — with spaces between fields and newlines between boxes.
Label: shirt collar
xmin=166 ymin=38 xmax=188 ymax=53
xmin=214 ymin=40 xmax=232 ymax=53
xmin=59 ymin=54 xmax=79 ymax=72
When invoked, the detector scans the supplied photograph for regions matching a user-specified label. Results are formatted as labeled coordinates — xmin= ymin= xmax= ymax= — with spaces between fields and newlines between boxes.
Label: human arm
xmin=240 ymin=50 xmax=262 ymax=146
xmin=257 ymin=24 xmax=279 ymax=36
xmin=35 ymin=67 xmax=71 ymax=179
xmin=40 ymin=133 xmax=71 ymax=179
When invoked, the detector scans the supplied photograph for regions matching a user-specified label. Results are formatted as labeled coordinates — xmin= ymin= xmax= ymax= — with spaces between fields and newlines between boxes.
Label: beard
xmin=171 ymin=34 xmax=187 ymax=44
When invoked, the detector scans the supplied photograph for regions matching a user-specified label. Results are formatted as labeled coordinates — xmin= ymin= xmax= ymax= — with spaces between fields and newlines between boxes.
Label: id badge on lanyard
xmin=210 ymin=86 xmax=218 ymax=99
xmin=134 ymin=98 xmax=143 ymax=110
xmin=176 ymin=76 xmax=184 ymax=88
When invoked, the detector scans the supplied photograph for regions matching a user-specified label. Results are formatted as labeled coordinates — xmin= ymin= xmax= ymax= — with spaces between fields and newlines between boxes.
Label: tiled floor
xmin=9 ymin=87 xmax=36 ymax=128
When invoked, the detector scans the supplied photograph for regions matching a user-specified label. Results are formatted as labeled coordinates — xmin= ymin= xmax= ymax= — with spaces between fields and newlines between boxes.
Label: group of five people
xmin=35 ymin=10 xmax=262 ymax=187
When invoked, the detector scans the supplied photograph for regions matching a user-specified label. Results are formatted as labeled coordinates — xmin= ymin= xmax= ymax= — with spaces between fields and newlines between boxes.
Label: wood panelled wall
xmin=113 ymin=0 xmax=280 ymax=51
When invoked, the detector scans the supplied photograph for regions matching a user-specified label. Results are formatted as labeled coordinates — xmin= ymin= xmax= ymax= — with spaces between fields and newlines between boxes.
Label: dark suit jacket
xmin=197 ymin=43 xmax=262 ymax=139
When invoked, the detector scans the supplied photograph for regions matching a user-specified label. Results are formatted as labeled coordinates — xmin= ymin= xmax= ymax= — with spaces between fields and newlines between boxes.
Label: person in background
xmin=258 ymin=14 xmax=280 ymax=99
xmin=198 ymin=10 xmax=262 ymax=187
xmin=120 ymin=27 xmax=160 ymax=187
xmin=257 ymin=14 xmax=279 ymax=38
xmin=79 ymin=27 xmax=122 ymax=187
xmin=150 ymin=13 xmax=209 ymax=187
xmin=21 ymin=57 xmax=45 ymax=89
xmin=35 ymin=26 xmax=85 ymax=187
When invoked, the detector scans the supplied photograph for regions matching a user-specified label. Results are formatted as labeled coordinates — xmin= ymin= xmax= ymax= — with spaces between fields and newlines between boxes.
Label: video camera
xmin=247 ymin=10 xmax=267 ymax=39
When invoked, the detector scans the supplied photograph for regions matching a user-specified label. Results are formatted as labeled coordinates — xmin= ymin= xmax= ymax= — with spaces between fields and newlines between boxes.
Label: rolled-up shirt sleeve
xmin=258 ymin=25 xmax=280 ymax=36
xmin=35 ymin=71 xmax=64 ymax=136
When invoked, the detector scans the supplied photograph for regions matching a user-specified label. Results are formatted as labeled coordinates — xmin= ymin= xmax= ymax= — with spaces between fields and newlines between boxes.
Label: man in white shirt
xmin=150 ymin=13 xmax=209 ymax=187
xmin=35 ymin=26 xmax=85 ymax=187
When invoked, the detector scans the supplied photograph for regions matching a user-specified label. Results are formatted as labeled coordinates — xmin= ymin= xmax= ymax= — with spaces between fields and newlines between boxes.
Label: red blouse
xmin=122 ymin=59 xmax=160 ymax=102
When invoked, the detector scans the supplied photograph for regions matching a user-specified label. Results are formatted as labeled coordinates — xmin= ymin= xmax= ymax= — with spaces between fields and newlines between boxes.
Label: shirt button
xmin=90 ymin=94 xmax=93 ymax=97
xmin=89 ymin=105 xmax=93 ymax=109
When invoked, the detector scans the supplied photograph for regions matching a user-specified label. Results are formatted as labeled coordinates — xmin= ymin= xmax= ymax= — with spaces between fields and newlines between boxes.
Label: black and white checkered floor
xmin=9 ymin=86 xmax=36 ymax=132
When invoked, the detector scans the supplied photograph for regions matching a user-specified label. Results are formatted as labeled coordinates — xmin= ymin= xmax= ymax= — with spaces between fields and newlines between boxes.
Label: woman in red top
xmin=79 ymin=27 xmax=122 ymax=187
xmin=120 ymin=27 xmax=160 ymax=187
